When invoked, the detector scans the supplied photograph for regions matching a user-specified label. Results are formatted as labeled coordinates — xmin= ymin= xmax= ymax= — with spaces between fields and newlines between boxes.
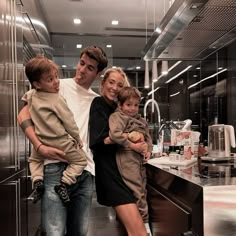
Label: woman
xmin=89 ymin=67 xmax=148 ymax=236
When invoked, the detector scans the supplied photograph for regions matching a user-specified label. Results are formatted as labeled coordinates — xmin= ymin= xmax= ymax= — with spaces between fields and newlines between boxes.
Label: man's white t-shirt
xmin=44 ymin=78 xmax=98 ymax=176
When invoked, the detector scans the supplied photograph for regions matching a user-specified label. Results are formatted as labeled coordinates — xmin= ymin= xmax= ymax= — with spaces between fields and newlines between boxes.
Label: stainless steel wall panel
xmin=0 ymin=0 xmax=27 ymax=189
xmin=0 ymin=82 xmax=18 ymax=180
xmin=0 ymin=0 xmax=49 ymax=234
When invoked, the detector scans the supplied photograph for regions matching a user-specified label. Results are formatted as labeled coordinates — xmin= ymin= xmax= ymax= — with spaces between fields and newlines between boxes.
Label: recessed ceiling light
xmin=155 ymin=27 xmax=161 ymax=33
xmin=62 ymin=65 xmax=67 ymax=68
xmin=73 ymin=18 xmax=81 ymax=24
xmin=136 ymin=66 xmax=141 ymax=70
xmin=106 ymin=44 xmax=112 ymax=48
xmin=76 ymin=44 xmax=82 ymax=48
xmin=112 ymin=20 xmax=119 ymax=25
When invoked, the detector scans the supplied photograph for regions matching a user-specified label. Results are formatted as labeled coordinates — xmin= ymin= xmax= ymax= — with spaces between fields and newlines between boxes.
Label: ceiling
xmin=38 ymin=0 xmax=169 ymax=71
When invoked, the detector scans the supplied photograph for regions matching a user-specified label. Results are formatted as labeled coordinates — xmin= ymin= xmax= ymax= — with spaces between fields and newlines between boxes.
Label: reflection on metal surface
xmin=143 ymin=0 xmax=236 ymax=61
xmin=148 ymin=157 xmax=236 ymax=235
xmin=204 ymin=186 xmax=236 ymax=236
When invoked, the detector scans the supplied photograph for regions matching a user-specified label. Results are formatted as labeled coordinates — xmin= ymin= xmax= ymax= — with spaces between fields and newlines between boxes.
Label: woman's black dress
xmin=89 ymin=96 xmax=135 ymax=206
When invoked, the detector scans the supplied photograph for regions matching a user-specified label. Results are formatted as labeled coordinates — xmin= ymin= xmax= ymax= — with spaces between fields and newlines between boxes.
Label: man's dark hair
xmin=80 ymin=46 xmax=108 ymax=72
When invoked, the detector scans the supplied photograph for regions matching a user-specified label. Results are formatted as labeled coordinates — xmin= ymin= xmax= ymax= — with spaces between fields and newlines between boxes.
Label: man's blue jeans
xmin=41 ymin=163 xmax=94 ymax=236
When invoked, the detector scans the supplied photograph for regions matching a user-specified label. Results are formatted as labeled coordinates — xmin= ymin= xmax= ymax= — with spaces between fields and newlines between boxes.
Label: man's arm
xmin=18 ymin=105 xmax=66 ymax=161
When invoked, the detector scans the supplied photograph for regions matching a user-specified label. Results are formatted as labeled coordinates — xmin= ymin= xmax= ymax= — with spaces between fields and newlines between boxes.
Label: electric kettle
xmin=207 ymin=124 xmax=236 ymax=161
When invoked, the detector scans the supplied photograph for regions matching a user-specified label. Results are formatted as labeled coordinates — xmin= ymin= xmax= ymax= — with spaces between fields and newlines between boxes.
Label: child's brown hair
xmin=25 ymin=55 xmax=59 ymax=86
xmin=117 ymin=87 xmax=141 ymax=105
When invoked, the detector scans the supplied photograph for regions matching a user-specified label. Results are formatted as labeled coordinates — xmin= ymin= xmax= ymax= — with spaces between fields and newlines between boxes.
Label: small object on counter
xmin=168 ymin=145 xmax=185 ymax=161
xmin=169 ymin=146 xmax=176 ymax=161
xmin=152 ymin=144 xmax=161 ymax=158
xmin=169 ymin=153 xmax=184 ymax=162
xmin=170 ymin=166 xmax=178 ymax=170
xmin=198 ymin=143 xmax=208 ymax=157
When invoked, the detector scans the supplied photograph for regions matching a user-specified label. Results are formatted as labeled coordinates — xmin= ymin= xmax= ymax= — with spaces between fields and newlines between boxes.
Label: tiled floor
xmin=33 ymin=192 xmax=128 ymax=236
xmin=88 ymin=192 xmax=127 ymax=236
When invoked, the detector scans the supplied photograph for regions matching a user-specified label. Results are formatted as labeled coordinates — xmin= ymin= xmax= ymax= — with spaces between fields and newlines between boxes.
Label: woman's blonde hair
xmin=99 ymin=67 xmax=130 ymax=94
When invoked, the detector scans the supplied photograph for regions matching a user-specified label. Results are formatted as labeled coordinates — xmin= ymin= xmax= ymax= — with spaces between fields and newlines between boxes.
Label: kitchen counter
xmin=146 ymin=157 xmax=236 ymax=236
xmin=148 ymin=156 xmax=236 ymax=187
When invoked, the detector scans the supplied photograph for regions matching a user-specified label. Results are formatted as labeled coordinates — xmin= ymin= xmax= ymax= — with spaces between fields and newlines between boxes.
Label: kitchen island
xmin=147 ymin=157 xmax=236 ymax=236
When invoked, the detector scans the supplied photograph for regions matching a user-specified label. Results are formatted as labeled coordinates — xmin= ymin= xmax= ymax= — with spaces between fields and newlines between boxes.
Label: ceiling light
xmin=73 ymin=18 xmax=81 ymax=24
xmin=152 ymin=61 xmax=158 ymax=82
xmin=136 ymin=66 xmax=141 ymax=70
xmin=106 ymin=44 xmax=112 ymax=48
xmin=188 ymin=68 xmax=227 ymax=89
xmin=62 ymin=65 xmax=67 ymax=68
xmin=155 ymin=27 xmax=161 ymax=34
xmin=168 ymin=61 xmax=182 ymax=73
xmin=144 ymin=61 xmax=150 ymax=88
xmin=148 ymin=87 xmax=160 ymax=96
xmin=112 ymin=20 xmax=119 ymax=25
xmin=153 ymin=74 xmax=164 ymax=83
xmin=76 ymin=44 xmax=82 ymax=48
xmin=166 ymin=65 xmax=192 ymax=84
xmin=161 ymin=61 xmax=168 ymax=75
xmin=170 ymin=91 xmax=180 ymax=97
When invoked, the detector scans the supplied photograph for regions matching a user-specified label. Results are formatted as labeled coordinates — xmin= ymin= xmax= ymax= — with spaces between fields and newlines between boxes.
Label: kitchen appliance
xmin=142 ymin=0 xmax=236 ymax=61
xmin=202 ymin=124 xmax=236 ymax=161
xmin=173 ymin=119 xmax=192 ymax=130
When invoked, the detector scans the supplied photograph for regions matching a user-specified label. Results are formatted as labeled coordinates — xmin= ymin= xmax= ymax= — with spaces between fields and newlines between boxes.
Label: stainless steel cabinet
xmin=147 ymin=164 xmax=203 ymax=236
xmin=0 ymin=0 xmax=31 ymax=235
xmin=0 ymin=170 xmax=28 ymax=236
xmin=0 ymin=0 xmax=52 ymax=235
xmin=0 ymin=0 xmax=27 ymax=181
xmin=147 ymin=184 xmax=191 ymax=236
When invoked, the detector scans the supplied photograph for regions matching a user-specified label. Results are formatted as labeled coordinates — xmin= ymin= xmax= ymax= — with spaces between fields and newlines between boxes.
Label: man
xmin=18 ymin=46 xmax=108 ymax=236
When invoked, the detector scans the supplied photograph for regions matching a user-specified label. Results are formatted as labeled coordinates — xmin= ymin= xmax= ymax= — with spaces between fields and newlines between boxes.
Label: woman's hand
xmin=104 ymin=137 xmax=115 ymax=144
xmin=128 ymin=142 xmax=147 ymax=154
xmin=143 ymin=151 xmax=151 ymax=163
xmin=38 ymin=144 xmax=67 ymax=162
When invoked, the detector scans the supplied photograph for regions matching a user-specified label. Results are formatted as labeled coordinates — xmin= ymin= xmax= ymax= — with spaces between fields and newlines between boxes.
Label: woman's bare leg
xmin=114 ymin=203 xmax=148 ymax=236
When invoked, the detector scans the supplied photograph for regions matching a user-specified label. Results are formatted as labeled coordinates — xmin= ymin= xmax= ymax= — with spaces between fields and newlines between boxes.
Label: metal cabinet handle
xmin=22 ymin=12 xmax=41 ymax=43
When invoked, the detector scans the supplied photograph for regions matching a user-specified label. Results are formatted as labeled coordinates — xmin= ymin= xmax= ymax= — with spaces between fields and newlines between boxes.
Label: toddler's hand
xmin=143 ymin=151 xmax=151 ymax=163
xmin=78 ymin=140 xmax=83 ymax=149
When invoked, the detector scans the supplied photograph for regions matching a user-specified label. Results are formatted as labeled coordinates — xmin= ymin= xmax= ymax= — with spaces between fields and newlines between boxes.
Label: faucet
xmin=143 ymin=99 xmax=161 ymax=132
